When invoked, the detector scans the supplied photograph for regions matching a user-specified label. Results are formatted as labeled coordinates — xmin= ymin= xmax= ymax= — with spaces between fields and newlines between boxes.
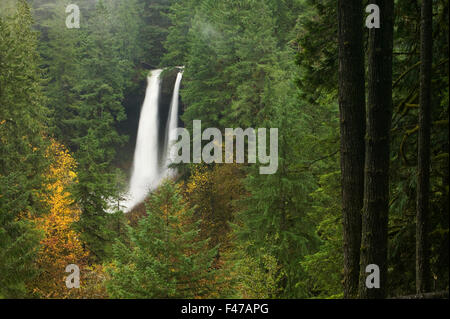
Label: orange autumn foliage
xmin=30 ymin=140 xmax=90 ymax=298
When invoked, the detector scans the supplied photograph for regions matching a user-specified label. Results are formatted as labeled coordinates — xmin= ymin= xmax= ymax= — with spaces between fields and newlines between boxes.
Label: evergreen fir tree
xmin=0 ymin=0 xmax=49 ymax=298
xmin=106 ymin=180 xmax=217 ymax=298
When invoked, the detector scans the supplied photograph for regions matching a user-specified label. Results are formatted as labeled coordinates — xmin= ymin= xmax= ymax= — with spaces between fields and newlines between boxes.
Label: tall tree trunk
xmin=337 ymin=0 xmax=366 ymax=299
xmin=416 ymin=0 xmax=432 ymax=294
xmin=359 ymin=0 xmax=394 ymax=299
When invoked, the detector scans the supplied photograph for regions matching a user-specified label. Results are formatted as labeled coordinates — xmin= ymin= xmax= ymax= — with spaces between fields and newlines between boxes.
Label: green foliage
xmin=229 ymin=247 xmax=285 ymax=298
xmin=178 ymin=0 xmax=282 ymax=129
xmin=387 ymin=0 xmax=449 ymax=295
xmin=106 ymin=180 xmax=217 ymax=298
xmin=31 ymin=0 xmax=141 ymax=262
xmin=295 ymin=0 xmax=337 ymax=103
xmin=161 ymin=0 xmax=197 ymax=67
xmin=294 ymin=0 xmax=449 ymax=297
xmin=0 ymin=0 xmax=447 ymax=300
xmin=163 ymin=0 xmax=340 ymax=298
xmin=137 ymin=0 xmax=173 ymax=67
xmin=0 ymin=0 xmax=49 ymax=298
xmin=235 ymin=84 xmax=320 ymax=298
xmin=299 ymin=171 xmax=343 ymax=299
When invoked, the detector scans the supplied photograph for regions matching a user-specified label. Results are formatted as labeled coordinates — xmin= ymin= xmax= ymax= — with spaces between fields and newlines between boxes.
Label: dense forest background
xmin=0 ymin=0 xmax=448 ymax=299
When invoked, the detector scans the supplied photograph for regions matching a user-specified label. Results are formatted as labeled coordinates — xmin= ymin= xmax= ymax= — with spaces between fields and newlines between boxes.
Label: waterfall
xmin=123 ymin=69 xmax=163 ymax=212
xmin=122 ymin=68 xmax=183 ymax=212
xmin=161 ymin=70 xmax=183 ymax=179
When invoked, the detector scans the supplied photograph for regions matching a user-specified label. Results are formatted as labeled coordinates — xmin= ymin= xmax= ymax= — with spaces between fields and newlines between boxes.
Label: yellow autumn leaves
xmin=28 ymin=140 xmax=105 ymax=298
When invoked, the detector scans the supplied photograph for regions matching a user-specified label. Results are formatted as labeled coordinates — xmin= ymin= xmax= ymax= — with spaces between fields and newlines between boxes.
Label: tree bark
xmin=337 ymin=0 xmax=366 ymax=299
xmin=359 ymin=0 xmax=394 ymax=299
xmin=416 ymin=0 xmax=432 ymax=294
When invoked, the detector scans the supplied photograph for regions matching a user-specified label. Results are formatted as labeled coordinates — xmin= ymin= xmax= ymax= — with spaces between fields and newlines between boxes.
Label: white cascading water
xmin=123 ymin=69 xmax=163 ymax=212
xmin=161 ymin=70 xmax=183 ymax=179
xmin=122 ymin=68 xmax=183 ymax=212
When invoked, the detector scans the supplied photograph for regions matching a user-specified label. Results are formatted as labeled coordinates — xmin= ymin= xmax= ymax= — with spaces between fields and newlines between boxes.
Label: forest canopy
xmin=0 ymin=0 xmax=448 ymax=299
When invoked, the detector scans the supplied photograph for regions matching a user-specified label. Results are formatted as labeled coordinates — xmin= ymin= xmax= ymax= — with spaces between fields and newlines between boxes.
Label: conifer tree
xmin=337 ymin=0 xmax=365 ymax=298
xmin=106 ymin=180 xmax=217 ymax=298
xmin=359 ymin=0 xmax=394 ymax=299
xmin=69 ymin=1 xmax=128 ymax=261
xmin=0 ymin=0 xmax=49 ymax=298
